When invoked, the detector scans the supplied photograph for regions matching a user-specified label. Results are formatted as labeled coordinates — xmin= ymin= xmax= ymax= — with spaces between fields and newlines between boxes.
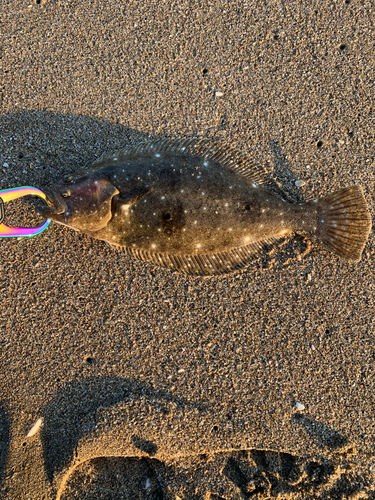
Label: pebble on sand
xmin=295 ymin=180 xmax=306 ymax=187
xmin=215 ymin=91 xmax=224 ymax=97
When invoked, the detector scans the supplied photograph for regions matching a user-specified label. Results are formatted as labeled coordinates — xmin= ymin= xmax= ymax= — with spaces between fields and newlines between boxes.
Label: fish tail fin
xmin=315 ymin=186 xmax=372 ymax=261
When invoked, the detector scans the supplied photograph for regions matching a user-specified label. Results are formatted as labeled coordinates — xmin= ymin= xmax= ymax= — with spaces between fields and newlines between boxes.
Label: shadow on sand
xmin=0 ymin=404 xmax=10 ymax=494
xmin=40 ymin=376 xmax=205 ymax=483
xmin=293 ymin=413 xmax=348 ymax=450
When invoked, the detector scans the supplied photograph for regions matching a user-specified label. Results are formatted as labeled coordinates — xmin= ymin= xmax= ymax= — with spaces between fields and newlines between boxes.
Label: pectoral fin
xmin=114 ymin=186 xmax=152 ymax=211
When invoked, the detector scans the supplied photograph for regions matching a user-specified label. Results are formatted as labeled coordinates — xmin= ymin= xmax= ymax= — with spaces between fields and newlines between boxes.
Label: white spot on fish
xmin=252 ymin=184 xmax=257 ymax=188
xmin=155 ymin=154 xmax=161 ymax=157
xmin=204 ymin=162 xmax=208 ymax=166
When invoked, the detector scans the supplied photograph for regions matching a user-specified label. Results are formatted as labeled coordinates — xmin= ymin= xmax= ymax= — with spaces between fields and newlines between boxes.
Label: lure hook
xmin=0 ymin=186 xmax=53 ymax=238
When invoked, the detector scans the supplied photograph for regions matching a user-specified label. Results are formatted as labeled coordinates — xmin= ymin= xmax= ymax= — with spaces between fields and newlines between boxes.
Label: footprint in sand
xmin=58 ymin=448 xmax=373 ymax=500
xmin=59 ymin=456 xmax=163 ymax=500
xmin=34 ymin=377 xmax=375 ymax=499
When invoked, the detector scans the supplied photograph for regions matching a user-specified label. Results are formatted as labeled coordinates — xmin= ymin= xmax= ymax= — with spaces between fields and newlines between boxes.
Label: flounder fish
xmin=39 ymin=138 xmax=372 ymax=275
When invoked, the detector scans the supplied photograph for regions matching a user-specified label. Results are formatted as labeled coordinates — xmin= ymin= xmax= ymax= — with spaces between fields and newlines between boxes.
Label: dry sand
xmin=0 ymin=0 xmax=374 ymax=498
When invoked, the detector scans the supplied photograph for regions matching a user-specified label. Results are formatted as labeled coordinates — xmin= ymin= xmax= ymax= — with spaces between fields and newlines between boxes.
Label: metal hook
xmin=0 ymin=186 xmax=53 ymax=238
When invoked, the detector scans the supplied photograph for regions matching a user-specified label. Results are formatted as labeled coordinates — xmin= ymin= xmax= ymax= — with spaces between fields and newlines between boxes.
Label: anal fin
xmin=124 ymin=237 xmax=283 ymax=275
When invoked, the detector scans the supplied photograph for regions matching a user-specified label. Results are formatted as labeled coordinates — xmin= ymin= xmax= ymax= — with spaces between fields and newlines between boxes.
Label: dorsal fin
xmin=86 ymin=138 xmax=267 ymax=185
xmin=119 ymin=237 xmax=283 ymax=275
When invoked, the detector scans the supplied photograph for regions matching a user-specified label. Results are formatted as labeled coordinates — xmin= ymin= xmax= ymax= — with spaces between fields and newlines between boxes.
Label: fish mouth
xmin=37 ymin=190 xmax=67 ymax=218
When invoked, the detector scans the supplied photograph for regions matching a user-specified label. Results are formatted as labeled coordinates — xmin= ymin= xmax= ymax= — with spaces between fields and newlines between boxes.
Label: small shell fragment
xmin=26 ymin=417 xmax=44 ymax=438
xmin=215 ymin=91 xmax=224 ymax=97
xmin=295 ymin=402 xmax=305 ymax=411
xmin=295 ymin=180 xmax=306 ymax=187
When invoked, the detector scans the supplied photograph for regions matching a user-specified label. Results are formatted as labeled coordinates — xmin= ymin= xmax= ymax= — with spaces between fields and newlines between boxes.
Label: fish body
xmin=40 ymin=139 xmax=372 ymax=275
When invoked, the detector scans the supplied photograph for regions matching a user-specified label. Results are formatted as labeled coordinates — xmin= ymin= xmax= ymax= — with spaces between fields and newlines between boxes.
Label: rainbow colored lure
xmin=0 ymin=186 xmax=52 ymax=237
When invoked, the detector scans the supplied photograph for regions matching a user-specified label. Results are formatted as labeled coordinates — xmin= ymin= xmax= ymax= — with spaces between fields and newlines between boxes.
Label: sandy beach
xmin=0 ymin=0 xmax=374 ymax=498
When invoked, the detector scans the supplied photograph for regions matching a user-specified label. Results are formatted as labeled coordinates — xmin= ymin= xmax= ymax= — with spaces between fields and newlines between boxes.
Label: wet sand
xmin=0 ymin=1 xmax=374 ymax=498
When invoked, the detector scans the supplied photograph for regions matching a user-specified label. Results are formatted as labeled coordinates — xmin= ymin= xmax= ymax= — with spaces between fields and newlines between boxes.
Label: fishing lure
xmin=0 ymin=186 xmax=52 ymax=238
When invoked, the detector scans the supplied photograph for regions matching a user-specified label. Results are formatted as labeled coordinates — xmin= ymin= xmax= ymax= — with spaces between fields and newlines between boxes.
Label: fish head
xmin=39 ymin=175 xmax=119 ymax=232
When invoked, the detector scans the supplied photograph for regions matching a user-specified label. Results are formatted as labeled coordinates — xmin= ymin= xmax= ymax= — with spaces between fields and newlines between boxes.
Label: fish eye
xmin=245 ymin=204 xmax=251 ymax=211
xmin=162 ymin=213 xmax=172 ymax=221
xmin=61 ymin=189 xmax=71 ymax=198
